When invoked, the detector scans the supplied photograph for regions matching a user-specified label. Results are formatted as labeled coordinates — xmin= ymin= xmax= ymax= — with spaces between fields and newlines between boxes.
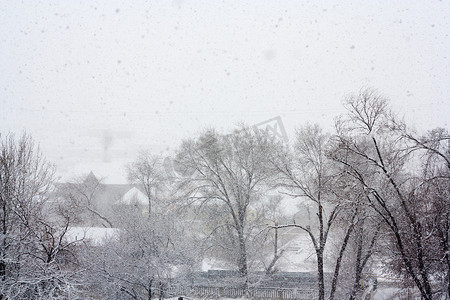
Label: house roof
xmin=84 ymin=171 xmax=99 ymax=185
xmin=53 ymin=172 xmax=149 ymax=211
xmin=116 ymin=187 xmax=149 ymax=205
xmin=65 ymin=226 xmax=119 ymax=245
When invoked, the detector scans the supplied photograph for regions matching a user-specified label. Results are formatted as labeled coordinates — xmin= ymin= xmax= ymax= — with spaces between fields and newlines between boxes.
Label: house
xmin=53 ymin=172 xmax=150 ymax=227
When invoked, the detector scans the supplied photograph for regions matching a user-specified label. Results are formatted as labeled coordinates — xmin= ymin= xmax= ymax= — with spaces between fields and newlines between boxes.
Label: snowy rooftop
xmin=65 ymin=226 xmax=119 ymax=245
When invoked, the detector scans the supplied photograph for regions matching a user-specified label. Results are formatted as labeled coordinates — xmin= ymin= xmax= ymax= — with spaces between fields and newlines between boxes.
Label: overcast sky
xmin=1 ymin=0 xmax=449 ymax=183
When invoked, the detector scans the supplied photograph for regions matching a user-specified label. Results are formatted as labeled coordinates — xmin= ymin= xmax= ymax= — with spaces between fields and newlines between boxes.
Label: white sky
xmin=1 ymin=0 xmax=449 ymax=183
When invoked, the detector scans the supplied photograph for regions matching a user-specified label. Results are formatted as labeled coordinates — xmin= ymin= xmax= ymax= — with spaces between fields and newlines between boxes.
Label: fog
xmin=1 ymin=0 xmax=449 ymax=183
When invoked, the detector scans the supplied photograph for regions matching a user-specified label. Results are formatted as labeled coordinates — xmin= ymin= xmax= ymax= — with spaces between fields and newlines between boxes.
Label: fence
xmin=166 ymin=285 xmax=318 ymax=299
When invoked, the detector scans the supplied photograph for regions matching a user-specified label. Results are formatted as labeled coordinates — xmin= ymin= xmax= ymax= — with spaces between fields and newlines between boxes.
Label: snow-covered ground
xmin=274 ymin=228 xmax=317 ymax=272
xmin=373 ymin=286 xmax=421 ymax=300
xmin=165 ymin=298 xmax=247 ymax=300
xmin=202 ymin=229 xmax=317 ymax=273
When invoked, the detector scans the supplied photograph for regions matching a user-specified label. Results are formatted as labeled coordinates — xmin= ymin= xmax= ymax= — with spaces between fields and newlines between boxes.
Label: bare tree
xmin=83 ymin=203 xmax=199 ymax=300
xmin=393 ymin=126 xmax=450 ymax=298
xmin=271 ymin=124 xmax=360 ymax=300
xmin=331 ymin=207 xmax=382 ymax=300
xmin=127 ymin=152 xmax=168 ymax=215
xmin=61 ymin=173 xmax=114 ymax=228
xmin=174 ymin=127 xmax=281 ymax=286
xmin=0 ymin=133 xmax=82 ymax=299
xmin=259 ymin=195 xmax=288 ymax=275
xmin=332 ymin=88 xmax=448 ymax=300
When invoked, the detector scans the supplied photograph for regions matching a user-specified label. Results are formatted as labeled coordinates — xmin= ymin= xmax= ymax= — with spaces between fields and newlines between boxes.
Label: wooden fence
xmin=166 ymin=285 xmax=318 ymax=299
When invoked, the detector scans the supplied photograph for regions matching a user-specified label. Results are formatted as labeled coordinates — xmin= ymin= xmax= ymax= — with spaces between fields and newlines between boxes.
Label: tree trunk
xmin=266 ymin=225 xmax=284 ymax=275
xmin=348 ymin=229 xmax=363 ymax=300
xmin=317 ymin=249 xmax=325 ymax=300
xmin=148 ymin=278 xmax=153 ymax=300
xmin=237 ymin=228 xmax=248 ymax=289
xmin=158 ymin=281 xmax=164 ymax=300
xmin=329 ymin=221 xmax=354 ymax=300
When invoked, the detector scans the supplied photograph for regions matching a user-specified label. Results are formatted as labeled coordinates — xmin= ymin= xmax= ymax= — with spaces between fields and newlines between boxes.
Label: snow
xmin=116 ymin=186 xmax=149 ymax=205
xmin=202 ymin=258 xmax=234 ymax=272
xmin=65 ymin=227 xmax=119 ymax=245
xmin=373 ymin=287 xmax=421 ymax=300
xmin=165 ymin=298 xmax=249 ymax=300
xmin=273 ymin=229 xmax=318 ymax=272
